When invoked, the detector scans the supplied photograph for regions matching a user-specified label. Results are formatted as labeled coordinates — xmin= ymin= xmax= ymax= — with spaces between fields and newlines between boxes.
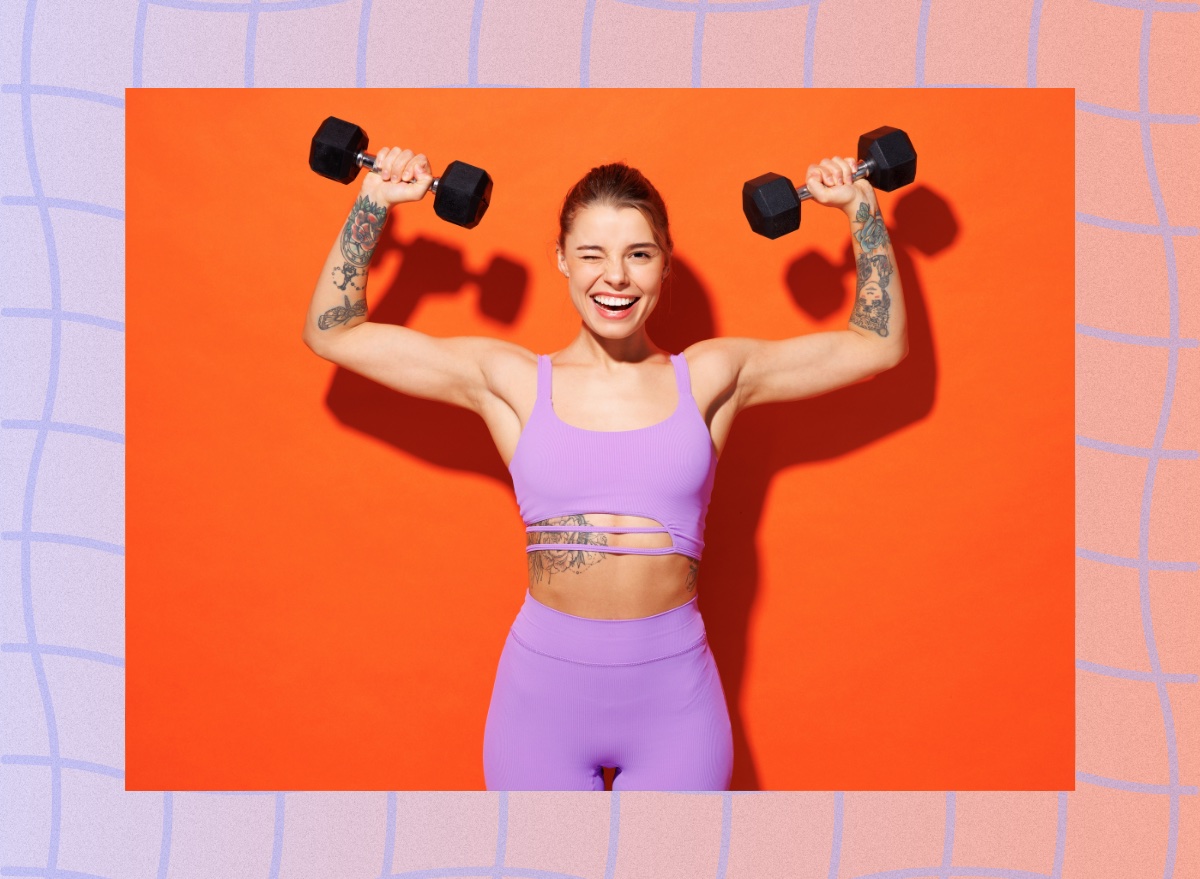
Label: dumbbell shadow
xmin=786 ymin=183 xmax=956 ymax=319
xmin=321 ymin=231 xmax=528 ymax=479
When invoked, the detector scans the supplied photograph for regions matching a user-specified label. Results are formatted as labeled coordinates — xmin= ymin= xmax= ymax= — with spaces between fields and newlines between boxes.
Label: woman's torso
xmin=476 ymin=343 xmax=740 ymax=619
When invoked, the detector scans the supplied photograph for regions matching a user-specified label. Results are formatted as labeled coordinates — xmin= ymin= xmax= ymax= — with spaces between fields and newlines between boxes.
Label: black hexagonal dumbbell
xmin=742 ymin=127 xmax=917 ymax=239
xmin=309 ymin=116 xmax=493 ymax=229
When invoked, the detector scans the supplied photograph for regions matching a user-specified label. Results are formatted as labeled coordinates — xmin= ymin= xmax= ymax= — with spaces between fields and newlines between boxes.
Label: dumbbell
xmin=309 ymin=116 xmax=493 ymax=229
xmin=742 ymin=127 xmax=917 ymax=239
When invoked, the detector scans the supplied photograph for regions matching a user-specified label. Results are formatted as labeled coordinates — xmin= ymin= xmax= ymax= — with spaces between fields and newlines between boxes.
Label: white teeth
xmin=594 ymin=294 xmax=637 ymax=306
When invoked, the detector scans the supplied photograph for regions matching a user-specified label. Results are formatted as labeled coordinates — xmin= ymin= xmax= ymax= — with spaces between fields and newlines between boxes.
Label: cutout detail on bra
xmin=524 ymin=514 xmax=677 ymax=557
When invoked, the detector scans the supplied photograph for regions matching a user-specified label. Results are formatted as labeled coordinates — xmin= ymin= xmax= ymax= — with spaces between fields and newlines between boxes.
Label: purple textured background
xmin=1 ymin=0 xmax=1197 ymax=876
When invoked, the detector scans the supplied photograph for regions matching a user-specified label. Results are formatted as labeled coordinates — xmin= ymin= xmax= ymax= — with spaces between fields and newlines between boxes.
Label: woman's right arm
xmin=301 ymin=147 xmax=509 ymax=413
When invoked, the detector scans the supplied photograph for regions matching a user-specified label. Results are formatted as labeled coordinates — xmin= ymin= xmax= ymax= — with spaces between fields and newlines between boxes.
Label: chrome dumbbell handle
xmin=795 ymin=157 xmax=876 ymax=203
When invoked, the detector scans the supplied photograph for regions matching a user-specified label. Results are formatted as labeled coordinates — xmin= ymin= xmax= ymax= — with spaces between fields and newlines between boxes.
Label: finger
xmin=817 ymin=157 xmax=837 ymax=187
xmin=372 ymin=146 xmax=388 ymax=179
xmin=411 ymin=153 xmax=432 ymax=180
xmin=393 ymin=149 xmax=414 ymax=181
xmin=403 ymin=152 xmax=429 ymax=182
xmin=382 ymin=148 xmax=406 ymax=181
xmin=805 ymin=164 xmax=826 ymax=196
xmin=398 ymin=151 xmax=416 ymax=182
xmin=830 ymin=156 xmax=853 ymax=186
xmin=378 ymin=146 xmax=400 ymax=181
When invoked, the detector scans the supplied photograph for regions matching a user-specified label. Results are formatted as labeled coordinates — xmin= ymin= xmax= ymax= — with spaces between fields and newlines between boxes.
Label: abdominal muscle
xmin=526 ymin=513 xmax=700 ymax=620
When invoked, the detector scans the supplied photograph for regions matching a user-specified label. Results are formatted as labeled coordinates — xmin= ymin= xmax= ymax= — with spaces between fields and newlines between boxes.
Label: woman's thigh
xmin=483 ymin=599 xmax=733 ymax=792
xmin=483 ymin=634 xmax=608 ymax=791
xmin=609 ymin=644 xmax=734 ymax=791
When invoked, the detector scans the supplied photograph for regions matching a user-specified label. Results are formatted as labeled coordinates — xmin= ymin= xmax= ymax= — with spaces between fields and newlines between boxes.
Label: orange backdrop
xmin=126 ymin=88 xmax=1073 ymax=790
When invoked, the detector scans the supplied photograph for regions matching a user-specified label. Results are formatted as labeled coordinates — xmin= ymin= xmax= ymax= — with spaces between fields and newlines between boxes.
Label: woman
xmin=302 ymin=146 xmax=908 ymax=791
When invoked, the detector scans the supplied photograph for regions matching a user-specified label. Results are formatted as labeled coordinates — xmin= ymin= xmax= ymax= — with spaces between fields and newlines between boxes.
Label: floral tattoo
xmin=526 ymin=514 xmax=608 ymax=584
xmin=327 ymin=194 xmax=387 ymax=300
xmin=525 ymin=515 xmax=700 ymax=591
xmin=854 ymin=201 xmax=890 ymax=251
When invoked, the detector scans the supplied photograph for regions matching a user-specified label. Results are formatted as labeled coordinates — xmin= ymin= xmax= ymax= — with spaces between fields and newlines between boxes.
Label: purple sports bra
xmin=508 ymin=352 xmax=718 ymax=561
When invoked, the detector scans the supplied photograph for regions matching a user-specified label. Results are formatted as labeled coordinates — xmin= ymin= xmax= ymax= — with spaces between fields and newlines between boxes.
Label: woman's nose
xmin=604 ymin=259 xmax=628 ymax=285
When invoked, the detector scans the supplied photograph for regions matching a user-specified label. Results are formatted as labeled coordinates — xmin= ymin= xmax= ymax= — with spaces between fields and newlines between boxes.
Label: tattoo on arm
xmin=318 ymin=294 xmax=367 ymax=329
xmin=854 ymin=201 xmax=890 ymax=252
xmin=332 ymin=263 xmax=362 ymax=292
xmin=850 ymin=203 xmax=894 ymax=338
xmin=325 ymin=194 xmax=388 ymax=306
xmin=526 ymin=514 xmax=608 ymax=584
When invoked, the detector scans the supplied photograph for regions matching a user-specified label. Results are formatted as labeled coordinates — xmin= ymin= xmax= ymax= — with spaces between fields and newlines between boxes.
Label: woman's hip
xmin=487 ymin=590 xmax=728 ymax=726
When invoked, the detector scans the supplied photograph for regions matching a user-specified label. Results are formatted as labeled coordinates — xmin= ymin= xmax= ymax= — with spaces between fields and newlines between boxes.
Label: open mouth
xmin=592 ymin=294 xmax=640 ymax=313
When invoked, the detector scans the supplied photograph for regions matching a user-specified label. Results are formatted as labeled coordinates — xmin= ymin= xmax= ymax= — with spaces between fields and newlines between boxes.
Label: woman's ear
xmin=557 ymin=249 xmax=569 ymax=278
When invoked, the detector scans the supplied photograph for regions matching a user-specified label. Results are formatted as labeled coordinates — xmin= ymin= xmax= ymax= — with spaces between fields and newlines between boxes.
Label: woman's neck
xmin=561 ymin=326 xmax=665 ymax=367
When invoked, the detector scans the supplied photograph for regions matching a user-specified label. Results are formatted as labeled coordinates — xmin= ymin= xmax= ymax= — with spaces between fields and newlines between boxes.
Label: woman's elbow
xmin=882 ymin=339 xmax=908 ymax=369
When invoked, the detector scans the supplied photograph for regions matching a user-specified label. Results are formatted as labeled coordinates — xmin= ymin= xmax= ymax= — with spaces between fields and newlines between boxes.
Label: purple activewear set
xmin=486 ymin=352 xmax=734 ymax=791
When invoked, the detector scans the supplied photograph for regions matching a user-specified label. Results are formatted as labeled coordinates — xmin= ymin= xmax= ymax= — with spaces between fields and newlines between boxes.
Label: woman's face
xmin=557 ymin=204 xmax=667 ymax=335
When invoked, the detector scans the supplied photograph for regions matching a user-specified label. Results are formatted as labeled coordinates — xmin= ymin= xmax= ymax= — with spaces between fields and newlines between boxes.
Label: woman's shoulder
xmin=681 ymin=337 xmax=746 ymax=376
xmin=477 ymin=339 xmax=538 ymax=397
xmin=681 ymin=338 xmax=746 ymax=401
xmin=484 ymin=338 xmax=537 ymax=370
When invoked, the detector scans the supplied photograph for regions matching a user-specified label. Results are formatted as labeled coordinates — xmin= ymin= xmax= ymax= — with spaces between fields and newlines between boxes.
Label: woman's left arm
xmin=723 ymin=157 xmax=909 ymax=412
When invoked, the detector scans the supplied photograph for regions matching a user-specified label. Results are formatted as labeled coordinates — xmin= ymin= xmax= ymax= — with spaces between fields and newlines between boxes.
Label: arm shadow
xmin=322 ymin=230 xmax=528 ymax=481
xmin=699 ymin=185 xmax=957 ymax=790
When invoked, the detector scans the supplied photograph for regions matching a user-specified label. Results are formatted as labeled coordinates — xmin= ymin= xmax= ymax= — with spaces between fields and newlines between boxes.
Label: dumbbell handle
xmin=355 ymin=151 xmax=442 ymax=195
xmin=795 ymin=157 xmax=876 ymax=202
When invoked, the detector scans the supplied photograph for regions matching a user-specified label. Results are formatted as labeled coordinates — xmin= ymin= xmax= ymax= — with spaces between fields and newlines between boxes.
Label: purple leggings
xmin=483 ymin=590 xmax=734 ymax=791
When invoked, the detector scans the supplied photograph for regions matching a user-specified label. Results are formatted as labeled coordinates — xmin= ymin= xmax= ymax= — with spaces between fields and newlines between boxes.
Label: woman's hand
xmin=360 ymin=146 xmax=435 ymax=208
xmin=804 ymin=156 xmax=871 ymax=213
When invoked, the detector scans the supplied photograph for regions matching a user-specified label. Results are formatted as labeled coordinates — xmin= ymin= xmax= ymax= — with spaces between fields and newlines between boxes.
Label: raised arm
xmin=728 ymin=156 xmax=909 ymax=411
xmin=301 ymin=147 xmax=515 ymax=413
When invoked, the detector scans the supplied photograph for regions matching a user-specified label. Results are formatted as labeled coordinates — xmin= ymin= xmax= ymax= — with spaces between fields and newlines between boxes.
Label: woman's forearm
xmin=843 ymin=187 xmax=908 ymax=357
xmin=302 ymin=192 xmax=390 ymax=349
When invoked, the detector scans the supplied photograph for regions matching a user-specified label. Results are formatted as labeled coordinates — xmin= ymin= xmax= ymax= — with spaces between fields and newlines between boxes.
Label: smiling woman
xmin=556 ymin=164 xmax=672 ymax=328
xmin=568 ymin=228 xmax=658 ymax=322
xmin=126 ymin=88 xmax=1075 ymax=795
xmin=300 ymin=147 xmax=907 ymax=792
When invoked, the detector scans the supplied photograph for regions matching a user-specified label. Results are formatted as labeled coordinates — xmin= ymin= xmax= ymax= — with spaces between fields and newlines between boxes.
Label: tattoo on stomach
xmin=525 ymin=514 xmax=701 ymax=591
xmin=526 ymin=514 xmax=607 ymax=584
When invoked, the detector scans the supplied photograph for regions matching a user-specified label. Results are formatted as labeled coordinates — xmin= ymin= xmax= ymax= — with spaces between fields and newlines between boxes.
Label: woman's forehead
xmin=566 ymin=204 xmax=654 ymax=243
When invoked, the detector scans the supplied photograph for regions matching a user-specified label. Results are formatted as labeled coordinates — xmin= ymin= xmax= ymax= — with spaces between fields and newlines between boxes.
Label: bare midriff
xmin=525 ymin=513 xmax=700 ymax=620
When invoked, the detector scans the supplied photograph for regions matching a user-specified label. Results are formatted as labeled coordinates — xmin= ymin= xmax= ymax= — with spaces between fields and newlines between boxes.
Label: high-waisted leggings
xmin=483 ymin=590 xmax=734 ymax=791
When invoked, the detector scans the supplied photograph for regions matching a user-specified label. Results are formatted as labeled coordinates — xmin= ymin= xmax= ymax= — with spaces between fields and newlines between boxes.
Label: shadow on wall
xmin=320 ymin=184 xmax=960 ymax=790
xmin=324 ymin=233 xmax=529 ymax=478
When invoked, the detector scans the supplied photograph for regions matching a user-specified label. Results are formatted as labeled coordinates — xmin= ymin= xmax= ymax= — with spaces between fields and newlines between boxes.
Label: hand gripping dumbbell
xmin=742 ymin=127 xmax=917 ymax=239
xmin=309 ymin=116 xmax=493 ymax=229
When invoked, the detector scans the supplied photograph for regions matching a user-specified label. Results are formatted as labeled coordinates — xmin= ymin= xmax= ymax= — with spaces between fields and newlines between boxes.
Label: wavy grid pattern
xmin=1 ymin=0 xmax=1195 ymax=875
